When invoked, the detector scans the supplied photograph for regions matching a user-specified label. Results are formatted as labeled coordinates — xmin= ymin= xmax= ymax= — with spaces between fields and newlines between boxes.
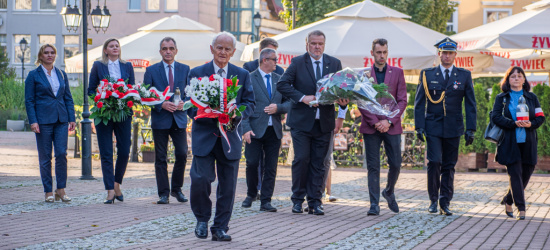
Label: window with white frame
xmin=146 ymin=0 xmax=159 ymax=11
xmin=484 ymin=8 xmax=512 ymax=24
xmin=14 ymin=35 xmax=31 ymax=63
xmin=63 ymin=35 xmax=79 ymax=64
xmin=40 ymin=0 xmax=57 ymax=10
xmin=15 ymin=0 xmax=32 ymax=10
xmin=0 ymin=34 xmax=6 ymax=53
xmin=0 ymin=0 xmax=7 ymax=9
xmin=128 ymin=0 xmax=140 ymax=11
xmin=39 ymin=35 xmax=56 ymax=48
xmin=165 ymin=0 xmax=177 ymax=11
xmin=446 ymin=8 xmax=458 ymax=33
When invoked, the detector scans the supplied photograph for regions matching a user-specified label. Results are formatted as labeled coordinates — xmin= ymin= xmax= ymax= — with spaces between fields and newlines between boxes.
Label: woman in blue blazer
xmin=25 ymin=44 xmax=76 ymax=203
xmin=88 ymin=38 xmax=135 ymax=204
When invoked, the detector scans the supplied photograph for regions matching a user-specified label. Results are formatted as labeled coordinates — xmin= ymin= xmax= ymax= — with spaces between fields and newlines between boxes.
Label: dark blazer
xmin=414 ymin=66 xmax=476 ymax=138
xmin=492 ymin=91 xmax=545 ymax=166
xmin=277 ymin=53 xmax=343 ymax=133
xmin=88 ymin=60 xmax=135 ymax=97
xmin=25 ymin=66 xmax=76 ymax=125
xmin=243 ymin=59 xmax=285 ymax=75
xmin=144 ymin=61 xmax=190 ymax=129
xmin=359 ymin=65 xmax=407 ymax=135
xmin=187 ymin=61 xmax=255 ymax=160
xmin=242 ymin=70 xmax=290 ymax=139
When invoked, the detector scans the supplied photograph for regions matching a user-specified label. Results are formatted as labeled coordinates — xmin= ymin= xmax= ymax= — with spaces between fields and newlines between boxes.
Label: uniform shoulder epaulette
xmin=456 ymin=67 xmax=469 ymax=72
xmin=423 ymin=67 xmax=437 ymax=72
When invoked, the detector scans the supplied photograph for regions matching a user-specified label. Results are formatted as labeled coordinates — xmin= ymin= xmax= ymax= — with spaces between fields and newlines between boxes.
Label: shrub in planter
xmin=140 ymin=143 xmax=155 ymax=162
xmin=458 ymin=83 xmax=489 ymax=170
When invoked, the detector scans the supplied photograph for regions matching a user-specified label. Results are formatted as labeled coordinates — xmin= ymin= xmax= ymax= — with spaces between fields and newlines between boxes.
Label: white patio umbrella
xmin=451 ymin=0 xmax=550 ymax=73
xmin=65 ymin=15 xmax=246 ymax=73
xmin=240 ymin=0 xmax=492 ymax=75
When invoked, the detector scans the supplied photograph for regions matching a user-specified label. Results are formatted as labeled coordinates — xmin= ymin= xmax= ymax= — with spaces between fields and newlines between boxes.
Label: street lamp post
xmin=253 ymin=12 xmax=262 ymax=43
xmin=19 ymin=38 xmax=28 ymax=82
xmin=61 ymin=0 xmax=111 ymax=180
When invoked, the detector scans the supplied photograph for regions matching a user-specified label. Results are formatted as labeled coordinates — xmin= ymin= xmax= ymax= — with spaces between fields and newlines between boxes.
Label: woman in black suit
xmin=88 ymin=38 xmax=135 ymax=204
xmin=25 ymin=44 xmax=76 ymax=202
xmin=491 ymin=66 xmax=545 ymax=220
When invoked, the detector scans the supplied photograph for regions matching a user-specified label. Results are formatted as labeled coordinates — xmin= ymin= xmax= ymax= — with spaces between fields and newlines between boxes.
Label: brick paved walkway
xmin=0 ymin=131 xmax=549 ymax=249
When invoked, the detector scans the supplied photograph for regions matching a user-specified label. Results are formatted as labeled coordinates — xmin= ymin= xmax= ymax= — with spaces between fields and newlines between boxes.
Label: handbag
xmin=484 ymin=97 xmax=506 ymax=144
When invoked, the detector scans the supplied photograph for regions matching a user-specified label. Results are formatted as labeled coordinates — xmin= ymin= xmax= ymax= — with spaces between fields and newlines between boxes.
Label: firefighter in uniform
xmin=414 ymin=37 xmax=477 ymax=216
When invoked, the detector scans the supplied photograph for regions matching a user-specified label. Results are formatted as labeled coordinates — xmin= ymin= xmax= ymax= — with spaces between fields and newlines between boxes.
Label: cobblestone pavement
xmin=1 ymin=131 xmax=550 ymax=249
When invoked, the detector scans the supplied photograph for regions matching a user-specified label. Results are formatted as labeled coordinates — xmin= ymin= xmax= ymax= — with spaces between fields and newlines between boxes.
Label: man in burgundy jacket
xmin=359 ymin=38 xmax=407 ymax=216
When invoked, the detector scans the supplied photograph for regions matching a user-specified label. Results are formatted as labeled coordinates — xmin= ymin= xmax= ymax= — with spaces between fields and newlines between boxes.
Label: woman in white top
xmin=24 ymin=44 xmax=76 ymax=202
xmin=88 ymin=38 xmax=135 ymax=204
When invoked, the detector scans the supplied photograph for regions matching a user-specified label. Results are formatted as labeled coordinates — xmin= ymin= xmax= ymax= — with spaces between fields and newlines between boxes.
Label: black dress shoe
xmin=260 ymin=202 xmax=277 ymax=212
xmin=428 ymin=201 xmax=438 ymax=213
xmin=115 ymin=194 xmax=124 ymax=202
xmin=195 ymin=222 xmax=208 ymax=239
xmin=170 ymin=191 xmax=188 ymax=202
xmin=311 ymin=205 xmax=324 ymax=215
xmin=211 ymin=229 xmax=232 ymax=241
xmin=242 ymin=196 xmax=255 ymax=208
xmin=367 ymin=205 xmax=380 ymax=216
xmin=292 ymin=203 xmax=303 ymax=213
xmin=440 ymin=206 xmax=453 ymax=216
xmin=382 ymin=189 xmax=399 ymax=213
xmin=257 ymin=192 xmax=261 ymax=200
xmin=157 ymin=196 xmax=169 ymax=204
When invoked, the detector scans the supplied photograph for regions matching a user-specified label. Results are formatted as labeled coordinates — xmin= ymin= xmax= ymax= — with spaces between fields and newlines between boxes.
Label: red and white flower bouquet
xmin=90 ymin=77 xmax=173 ymax=125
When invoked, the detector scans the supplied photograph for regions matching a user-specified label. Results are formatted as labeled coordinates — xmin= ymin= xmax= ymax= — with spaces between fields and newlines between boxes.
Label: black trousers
xmin=426 ymin=135 xmax=460 ymax=207
xmin=190 ymin=138 xmax=239 ymax=232
xmin=503 ymin=143 xmax=535 ymax=211
xmin=290 ymin=120 xmax=331 ymax=208
xmin=363 ymin=132 xmax=401 ymax=206
xmin=244 ymin=126 xmax=281 ymax=204
xmin=152 ymin=120 xmax=188 ymax=197
xmin=95 ymin=117 xmax=131 ymax=190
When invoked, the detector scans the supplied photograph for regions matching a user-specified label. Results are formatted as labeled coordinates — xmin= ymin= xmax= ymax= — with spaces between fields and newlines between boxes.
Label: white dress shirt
xmin=41 ymin=64 xmax=60 ymax=96
xmin=162 ymin=61 xmax=175 ymax=83
xmin=108 ymin=59 xmax=121 ymax=79
xmin=258 ymin=68 xmax=273 ymax=126
xmin=213 ymin=62 xmax=229 ymax=78
xmin=439 ymin=64 xmax=454 ymax=80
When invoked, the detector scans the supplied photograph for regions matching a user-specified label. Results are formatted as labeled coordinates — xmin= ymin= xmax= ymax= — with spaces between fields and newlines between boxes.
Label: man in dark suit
xmin=359 ymin=38 xmax=407 ymax=216
xmin=414 ymin=37 xmax=476 ymax=216
xmin=143 ymin=37 xmax=190 ymax=205
xmin=241 ymin=48 xmax=290 ymax=212
xmin=189 ymin=32 xmax=255 ymax=241
xmin=277 ymin=30 xmax=348 ymax=216
xmin=243 ymin=37 xmax=284 ymax=75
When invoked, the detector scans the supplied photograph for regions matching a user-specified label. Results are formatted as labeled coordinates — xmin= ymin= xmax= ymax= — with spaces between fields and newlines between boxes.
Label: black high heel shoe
xmin=104 ymin=194 xmax=115 ymax=204
xmin=504 ymin=205 xmax=513 ymax=218
xmin=516 ymin=211 xmax=526 ymax=220
xmin=115 ymin=194 xmax=124 ymax=202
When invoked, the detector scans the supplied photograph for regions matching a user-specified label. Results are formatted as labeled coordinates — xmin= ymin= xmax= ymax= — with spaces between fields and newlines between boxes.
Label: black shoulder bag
xmin=484 ymin=97 xmax=505 ymax=144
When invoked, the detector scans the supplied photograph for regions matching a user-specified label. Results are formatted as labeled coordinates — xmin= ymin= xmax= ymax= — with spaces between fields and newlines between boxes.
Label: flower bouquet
xmin=182 ymin=74 xmax=246 ymax=152
xmin=90 ymin=77 xmax=173 ymax=126
xmin=309 ymin=67 xmax=399 ymax=118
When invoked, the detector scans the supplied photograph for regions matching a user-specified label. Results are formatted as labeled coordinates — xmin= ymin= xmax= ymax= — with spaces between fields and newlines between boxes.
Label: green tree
xmin=460 ymin=83 xmax=489 ymax=154
xmin=0 ymin=46 xmax=16 ymax=79
xmin=532 ymin=84 xmax=550 ymax=156
xmin=486 ymin=83 xmax=501 ymax=153
xmin=280 ymin=0 xmax=457 ymax=33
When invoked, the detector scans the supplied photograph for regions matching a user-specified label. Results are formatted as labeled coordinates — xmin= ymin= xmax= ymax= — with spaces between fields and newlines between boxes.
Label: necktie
xmin=218 ymin=68 xmax=225 ymax=78
xmin=315 ymin=61 xmax=321 ymax=81
xmin=168 ymin=65 xmax=174 ymax=91
xmin=444 ymin=69 xmax=450 ymax=85
xmin=265 ymin=74 xmax=272 ymax=99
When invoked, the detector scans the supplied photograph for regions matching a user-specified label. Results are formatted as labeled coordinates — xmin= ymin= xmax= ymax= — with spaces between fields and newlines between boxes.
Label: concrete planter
xmin=536 ymin=156 xmax=550 ymax=171
xmin=142 ymin=151 xmax=155 ymax=162
xmin=6 ymin=120 xmax=25 ymax=131
xmin=456 ymin=153 xmax=487 ymax=171
xmin=487 ymin=153 xmax=507 ymax=171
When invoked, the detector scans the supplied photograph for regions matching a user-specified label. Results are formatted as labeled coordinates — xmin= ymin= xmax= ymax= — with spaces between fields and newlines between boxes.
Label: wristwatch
xmin=387 ymin=120 xmax=393 ymax=125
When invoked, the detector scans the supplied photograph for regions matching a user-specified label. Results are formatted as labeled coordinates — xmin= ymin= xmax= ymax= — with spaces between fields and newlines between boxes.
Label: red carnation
xmin=127 ymin=84 xmax=132 ymax=89
xmin=94 ymin=95 xmax=101 ymax=102
xmin=118 ymin=79 xmax=124 ymax=82
xmin=102 ymin=79 xmax=108 ymax=83
xmin=198 ymin=77 xmax=202 ymax=81
xmin=105 ymin=90 xmax=112 ymax=98
xmin=97 ymin=102 xmax=103 ymax=108
xmin=209 ymin=74 xmax=215 ymax=81
xmin=218 ymin=113 xmax=230 ymax=124
xmin=225 ymin=79 xmax=233 ymax=87
xmin=127 ymin=101 xmax=134 ymax=108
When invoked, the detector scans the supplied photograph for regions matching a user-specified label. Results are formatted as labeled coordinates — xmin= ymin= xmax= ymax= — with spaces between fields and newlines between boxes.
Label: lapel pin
xmin=436 ymin=73 xmax=439 ymax=75
xmin=454 ymin=73 xmax=457 ymax=76
xmin=389 ymin=70 xmax=392 ymax=73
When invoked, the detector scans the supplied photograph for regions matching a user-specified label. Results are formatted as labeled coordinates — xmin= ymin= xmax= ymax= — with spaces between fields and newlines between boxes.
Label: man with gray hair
xmin=188 ymin=31 xmax=255 ymax=241
xmin=143 ymin=37 xmax=190 ymax=205
xmin=241 ymin=48 xmax=290 ymax=211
